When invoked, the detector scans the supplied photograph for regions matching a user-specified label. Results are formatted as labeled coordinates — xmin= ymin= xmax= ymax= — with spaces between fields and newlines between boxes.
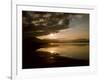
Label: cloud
xmin=22 ymin=11 xmax=89 ymax=37
xmin=22 ymin=11 xmax=70 ymax=37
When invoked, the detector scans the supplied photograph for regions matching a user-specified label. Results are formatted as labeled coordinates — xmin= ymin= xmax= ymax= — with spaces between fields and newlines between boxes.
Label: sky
xmin=23 ymin=11 xmax=89 ymax=41
xmin=37 ymin=14 xmax=89 ymax=40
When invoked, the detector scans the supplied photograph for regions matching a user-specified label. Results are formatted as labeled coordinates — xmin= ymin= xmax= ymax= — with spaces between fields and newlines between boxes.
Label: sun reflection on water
xmin=36 ymin=43 xmax=89 ymax=60
xmin=37 ymin=47 xmax=58 ymax=54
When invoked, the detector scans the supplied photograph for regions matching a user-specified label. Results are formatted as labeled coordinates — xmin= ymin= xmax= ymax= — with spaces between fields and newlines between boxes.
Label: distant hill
xmin=40 ymin=38 xmax=89 ymax=43
xmin=23 ymin=36 xmax=89 ymax=44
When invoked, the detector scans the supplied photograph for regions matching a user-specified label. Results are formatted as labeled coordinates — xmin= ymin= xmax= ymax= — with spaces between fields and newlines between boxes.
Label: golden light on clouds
xmin=49 ymin=33 xmax=56 ymax=39
xmin=37 ymin=33 xmax=57 ymax=40
xmin=37 ymin=27 xmax=89 ymax=41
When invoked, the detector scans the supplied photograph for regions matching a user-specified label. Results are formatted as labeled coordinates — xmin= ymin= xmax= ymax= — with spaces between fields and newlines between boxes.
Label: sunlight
xmin=37 ymin=33 xmax=57 ymax=40
xmin=49 ymin=33 xmax=54 ymax=37
xmin=48 ymin=33 xmax=56 ymax=39
xmin=37 ymin=47 xmax=58 ymax=54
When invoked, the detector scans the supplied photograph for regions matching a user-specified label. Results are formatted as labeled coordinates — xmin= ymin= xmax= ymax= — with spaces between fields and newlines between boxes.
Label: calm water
xmin=36 ymin=43 xmax=89 ymax=60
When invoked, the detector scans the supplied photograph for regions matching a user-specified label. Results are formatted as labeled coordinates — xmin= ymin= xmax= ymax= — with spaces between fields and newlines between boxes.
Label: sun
xmin=37 ymin=33 xmax=57 ymax=40
xmin=50 ymin=34 xmax=54 ymax=37
xmin=48 ymin=33 xmax=56 ymax=39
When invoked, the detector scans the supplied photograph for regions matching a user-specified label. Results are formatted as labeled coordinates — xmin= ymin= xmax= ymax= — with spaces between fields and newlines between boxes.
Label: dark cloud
xmin=22 ymin=11 xmax=89 ymax=37
xmin=22 ymin=11 xmax=70 ymax=37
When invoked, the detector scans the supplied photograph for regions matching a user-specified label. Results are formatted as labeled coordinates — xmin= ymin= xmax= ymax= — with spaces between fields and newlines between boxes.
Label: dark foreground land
xmin=22 ymin=38 xmax=89 ymax=69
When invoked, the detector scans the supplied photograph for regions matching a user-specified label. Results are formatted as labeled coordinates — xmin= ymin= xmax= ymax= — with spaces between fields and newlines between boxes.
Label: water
xmin=23 ymin=42 xmax=89 ymax=68
xmin=36 ymin=43 xmax=89 ymax=60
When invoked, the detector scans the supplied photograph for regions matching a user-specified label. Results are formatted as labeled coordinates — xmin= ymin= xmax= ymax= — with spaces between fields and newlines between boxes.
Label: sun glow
xmin=37 ymin=33 xmax=57 ymax=40
xmin=48 ymin=33 xmax=56 ymax=39
xmin=49 ymin=33 xmax=54 ymax=37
